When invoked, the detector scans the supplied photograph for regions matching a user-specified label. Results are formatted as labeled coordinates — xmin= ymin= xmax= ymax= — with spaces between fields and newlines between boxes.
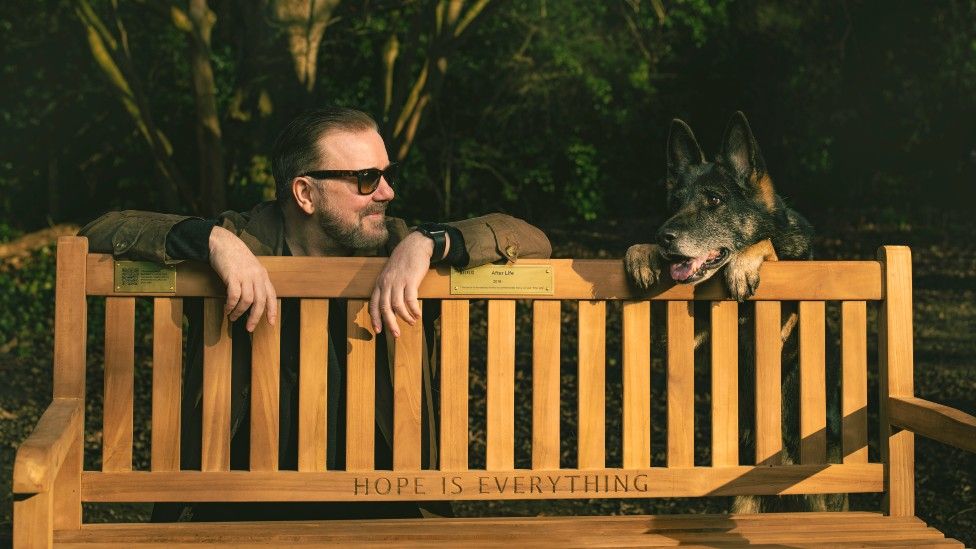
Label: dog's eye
xmin=707 ymin=195 xmax=722 ymax=207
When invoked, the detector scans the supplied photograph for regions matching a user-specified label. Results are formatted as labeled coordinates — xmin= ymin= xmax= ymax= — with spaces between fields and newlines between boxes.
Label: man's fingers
xmin=404 ymin=283 xmax=422 ymax=321
xmin=390 ymin=286 xmax=415 ymax=325
xmin=380 ymin=287 xmax=400 ymax=338
xmin=265 ymin=280 xmax=278 ymax=326
xmin=246 ymin=281 xmax=266 ymax=332
xmin=225 ymin=279 xmax=242 ymax=317
xmin=369 ymin=286 xmax=382 ymax=334
xmin=230 ymin=281 xmax=254 ymax=322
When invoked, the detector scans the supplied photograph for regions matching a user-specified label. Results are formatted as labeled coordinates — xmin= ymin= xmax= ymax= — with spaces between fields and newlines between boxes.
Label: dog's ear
xmin=667 ymin=119 xmax=704 ymax=189
xmin=720 ymin=111 xmax=766 ymax=184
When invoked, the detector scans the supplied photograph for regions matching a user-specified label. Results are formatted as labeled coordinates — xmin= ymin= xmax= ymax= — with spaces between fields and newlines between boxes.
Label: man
xmin=79 ymin=107 xmax=551 ymax=520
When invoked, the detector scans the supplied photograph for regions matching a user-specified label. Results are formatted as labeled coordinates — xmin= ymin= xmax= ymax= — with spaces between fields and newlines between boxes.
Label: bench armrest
xmin=13 ymin=398 xmax=83 ymax=493
xmin=888 ymin=396 xmax=976 ymax=453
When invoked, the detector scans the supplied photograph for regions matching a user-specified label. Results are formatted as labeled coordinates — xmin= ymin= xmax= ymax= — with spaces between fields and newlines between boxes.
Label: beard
xmin=317 ymin=202 xmax=389 ymax=251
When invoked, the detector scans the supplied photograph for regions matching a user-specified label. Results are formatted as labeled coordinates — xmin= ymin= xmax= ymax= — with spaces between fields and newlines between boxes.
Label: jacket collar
xmin=234 ymin=200 xmax=410 ymax=257
xmin=236 ymin=201 xmax=284 ymax=256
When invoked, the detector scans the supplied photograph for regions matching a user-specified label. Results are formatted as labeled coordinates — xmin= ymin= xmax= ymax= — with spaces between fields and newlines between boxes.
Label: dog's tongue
xmin=670 ymin=250 xmax=721 ymax=282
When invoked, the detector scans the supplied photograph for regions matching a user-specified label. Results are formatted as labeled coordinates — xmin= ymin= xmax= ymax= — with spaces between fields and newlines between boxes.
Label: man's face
xmin=313 ymin=129 xmax=395 ymax=250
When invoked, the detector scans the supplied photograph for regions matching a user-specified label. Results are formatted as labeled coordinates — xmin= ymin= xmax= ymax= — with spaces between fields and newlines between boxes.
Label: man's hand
xmin=208 ymin=226 xmax=277 ymax=332
xmin=369 ymin=230 xmax=442 ymax=337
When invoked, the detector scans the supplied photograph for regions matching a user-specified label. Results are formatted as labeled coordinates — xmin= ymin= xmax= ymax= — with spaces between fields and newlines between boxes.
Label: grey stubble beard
xmin=318 ymin=204 xmax=389 ymax=251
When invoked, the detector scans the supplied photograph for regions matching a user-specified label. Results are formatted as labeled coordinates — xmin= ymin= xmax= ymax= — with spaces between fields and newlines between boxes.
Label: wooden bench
xmin=13 ymin=236 xmax=976 ymax=547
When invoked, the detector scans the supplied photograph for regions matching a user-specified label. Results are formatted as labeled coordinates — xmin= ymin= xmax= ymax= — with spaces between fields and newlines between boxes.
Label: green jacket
xmin=79 ymin=202 xmax=550 ymax=475
xmin=79 ymin=201 xmax=550 ymax=267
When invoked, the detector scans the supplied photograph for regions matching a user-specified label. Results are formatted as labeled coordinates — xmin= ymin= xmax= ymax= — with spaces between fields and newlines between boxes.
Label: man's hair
xmin=271 ymin=107 xmax=379 ymax=204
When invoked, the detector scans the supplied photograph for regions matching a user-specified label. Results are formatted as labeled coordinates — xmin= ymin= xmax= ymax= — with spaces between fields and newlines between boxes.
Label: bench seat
xmin=55 ymin=512 xmax=963 ymax=547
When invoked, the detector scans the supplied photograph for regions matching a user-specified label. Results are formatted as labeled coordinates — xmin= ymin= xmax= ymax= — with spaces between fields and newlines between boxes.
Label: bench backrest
xmin=52 ymin=237 xmax=914 ymax=513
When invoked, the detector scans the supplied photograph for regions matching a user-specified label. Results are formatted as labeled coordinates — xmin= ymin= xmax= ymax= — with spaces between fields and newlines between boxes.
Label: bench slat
xmin=532 ymin=300 xmax=560 ymax=470
xmin=103 ymin=297 xmax=134 ymax=472
xmin=578 ymin=300 xmax=606 ymax=469
xmin=622 ymin=300 xmax=651 ymax=469
xmin=55 ymin=511 xmax=924 ymax=530
xmin=711 ymin=301 xmax=738 ymax=466
xmin=393 ymin=310 xmax=423 ymax=471
xmin=54 ymin=520 xmax=955 ymax=547
xmin=151 ymin=298 xmax=182 ymax=472
xmin=841 ymin=301 xmax=868 ymax=463
xmin=486 ymin=300 xmax=516 ymax=470
xmin=440 ymin=300 xmax=469 ymax=471
xmin=202 ymin=298 xmax=231 ymax=472
xmin=250 ymin=300 xmax=281 ymax=471
xmin=346 ymin=300 xmax=375 ymax=471
xmin=667 ymin=301 xmax=694 ymax=467
xmin=755 ymin=301 xmax=782 ymax=466
xmin=298 ymin=299 xmax=329 ymax=472
xmin=800 ymin=301 xmax=827 ymax=464
xmin=57 ymin=512 xmax=951 ymax=547
xmin=80 ymin=463 xmax=886 ymax=501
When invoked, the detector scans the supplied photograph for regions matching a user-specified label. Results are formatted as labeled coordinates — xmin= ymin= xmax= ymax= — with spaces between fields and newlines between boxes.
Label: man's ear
xmin=291 ymin=176 xmax=317 ymax=215
xmin=667 ymin=119 xmax=704 ymax=190
xmin=719 ymin=111 xmax=766 ymax=183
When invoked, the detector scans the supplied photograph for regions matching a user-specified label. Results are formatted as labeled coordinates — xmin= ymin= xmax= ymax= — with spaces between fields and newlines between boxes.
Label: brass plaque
xmin=114 ymin=261 xmax=176 ymax=293
xmin=450 ymin=264 xmax=553 ymax=296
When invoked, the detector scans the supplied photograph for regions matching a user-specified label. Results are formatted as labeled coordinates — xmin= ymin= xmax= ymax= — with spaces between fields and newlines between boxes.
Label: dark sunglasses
xmin=300 ymin=162 xmax=400 ymax=195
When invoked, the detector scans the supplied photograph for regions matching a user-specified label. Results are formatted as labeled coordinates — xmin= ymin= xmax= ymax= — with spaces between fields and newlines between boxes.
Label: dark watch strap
xmin=416 ymin=223 xmax=449 ymax=264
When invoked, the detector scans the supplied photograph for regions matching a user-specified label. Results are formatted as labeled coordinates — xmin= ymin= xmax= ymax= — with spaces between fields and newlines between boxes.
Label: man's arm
xmin=447 ymin=213 xmax=552 ymax=266
xmin=369 ymin=213 xmax=551 ymax=337
xmin=79 ymin=210 xmax=277 ymax=332
xmin=78 ymin=210 xmax=198 ymax=264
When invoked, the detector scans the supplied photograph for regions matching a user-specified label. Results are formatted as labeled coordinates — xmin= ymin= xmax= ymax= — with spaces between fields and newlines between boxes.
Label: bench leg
xmin=14 ymin=491 xmax=53 ymax=549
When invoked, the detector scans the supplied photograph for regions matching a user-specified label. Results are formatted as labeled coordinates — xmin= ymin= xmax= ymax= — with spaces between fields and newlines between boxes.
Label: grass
xmin=1 ymin=208 xmax=973 ymax=546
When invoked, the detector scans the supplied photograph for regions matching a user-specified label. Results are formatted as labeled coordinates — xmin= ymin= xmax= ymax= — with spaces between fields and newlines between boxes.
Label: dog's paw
xmin=724 ymin=254 xmax=762 ymax=301
xmin=624 ymin=244 xmax=664 ymax=290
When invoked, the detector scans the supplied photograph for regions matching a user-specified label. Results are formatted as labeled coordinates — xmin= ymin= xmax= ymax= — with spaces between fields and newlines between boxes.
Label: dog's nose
xmin=658 ymin=231 xmax=676 ymax=247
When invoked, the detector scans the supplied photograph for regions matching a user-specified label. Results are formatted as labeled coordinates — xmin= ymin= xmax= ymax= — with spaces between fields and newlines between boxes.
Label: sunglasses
xmin=300 ymin=162 xmax=400 ymax=195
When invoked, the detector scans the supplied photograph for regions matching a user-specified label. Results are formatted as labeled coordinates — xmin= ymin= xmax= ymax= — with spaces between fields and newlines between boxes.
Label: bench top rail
xmin=85 ymin=254 xmax=885 ymax=301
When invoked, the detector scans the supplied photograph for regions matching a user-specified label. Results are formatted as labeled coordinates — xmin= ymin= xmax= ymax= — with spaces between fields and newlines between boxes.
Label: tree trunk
xmin=384 ymin=0 xmax=495 ymax=162
xmin=273 ymin=0 xmax=342 ymax=95
xmin=186 ymin=0 xmax=227 ymax=216
xmin=75 ymin=0 xmax=197 ymax=212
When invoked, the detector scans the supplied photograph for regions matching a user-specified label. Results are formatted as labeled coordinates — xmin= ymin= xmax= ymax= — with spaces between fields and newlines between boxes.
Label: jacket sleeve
xmin=446 ymin=213 xmax=551 ymax=268
xmin=77 ymin=210 xmax=205 ymax=265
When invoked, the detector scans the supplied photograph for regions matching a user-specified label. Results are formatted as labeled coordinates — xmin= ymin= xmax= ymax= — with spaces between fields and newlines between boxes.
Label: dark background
xmin=2 ymin=0 xmax=974 ymax=228
xmin=1 ymin=0 xmax=974 ymax=546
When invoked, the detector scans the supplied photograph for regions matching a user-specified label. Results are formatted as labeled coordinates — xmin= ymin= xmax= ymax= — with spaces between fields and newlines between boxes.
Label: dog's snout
xmin=657 ymin=230 xmax=676 ymax=247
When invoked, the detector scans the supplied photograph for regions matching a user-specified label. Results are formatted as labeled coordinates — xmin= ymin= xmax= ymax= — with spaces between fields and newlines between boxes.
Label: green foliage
xmin=0 ymin=247 xmax=56 ymax=358
xmin=664 ymin=0 xmax=730 ymax=47
xmin=564 ymin=142 xmax=603 ymax=221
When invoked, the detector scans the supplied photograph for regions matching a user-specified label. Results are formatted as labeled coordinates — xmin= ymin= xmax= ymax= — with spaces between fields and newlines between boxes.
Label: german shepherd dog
xmin=625 ymin=113 xmax=842 ymax=513
xmin=624 ymin=111 xmax=813 ymax=298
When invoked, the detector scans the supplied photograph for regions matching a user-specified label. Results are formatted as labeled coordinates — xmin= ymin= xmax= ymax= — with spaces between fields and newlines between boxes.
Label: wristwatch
xmin=415 ymin=223 xmax=449 ymax=264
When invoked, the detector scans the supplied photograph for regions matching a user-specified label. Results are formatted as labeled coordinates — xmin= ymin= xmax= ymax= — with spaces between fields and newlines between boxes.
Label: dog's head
xmin=657 ymin=112 xmax=781 ymax=285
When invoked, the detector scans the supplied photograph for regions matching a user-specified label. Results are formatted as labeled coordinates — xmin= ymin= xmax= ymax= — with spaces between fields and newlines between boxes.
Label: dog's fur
xmin=625 ymin=113 xmax=844 ymax=513
xmin=625 ymin=111 xmax=813 ymax=300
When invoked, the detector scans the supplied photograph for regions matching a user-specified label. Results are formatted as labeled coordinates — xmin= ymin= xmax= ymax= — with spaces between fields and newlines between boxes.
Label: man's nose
xmin=374 ymin=174 xmax=395 ymax=201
